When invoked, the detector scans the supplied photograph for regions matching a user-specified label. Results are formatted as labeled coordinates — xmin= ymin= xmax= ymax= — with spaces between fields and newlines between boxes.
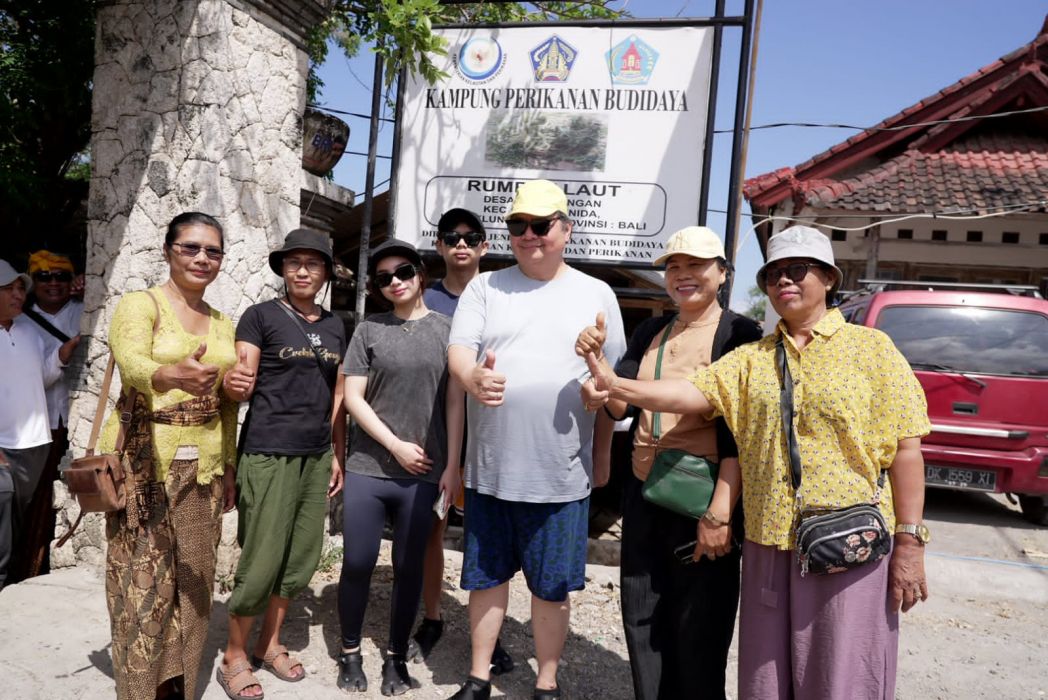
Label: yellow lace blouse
xmin=99 ymin=288 xmax=237 ymax=484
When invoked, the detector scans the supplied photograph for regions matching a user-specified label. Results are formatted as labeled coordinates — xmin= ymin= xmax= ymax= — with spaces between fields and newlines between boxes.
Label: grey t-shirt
xmin=449 ymin=265 xmax=626 ymax=503
xmin=343 ymin=311 xmax=451 ymax=483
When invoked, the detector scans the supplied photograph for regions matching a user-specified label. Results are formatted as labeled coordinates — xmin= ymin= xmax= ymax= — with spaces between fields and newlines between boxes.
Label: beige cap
xmin=653 ymin=226 xmax=727 ymax=266
xmin=505 ymin=179 xmax=569 ymax=219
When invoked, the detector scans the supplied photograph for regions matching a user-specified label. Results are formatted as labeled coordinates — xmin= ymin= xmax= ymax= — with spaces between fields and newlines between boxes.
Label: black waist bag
xmin=795 ymin=503 xmax=891 ymax=576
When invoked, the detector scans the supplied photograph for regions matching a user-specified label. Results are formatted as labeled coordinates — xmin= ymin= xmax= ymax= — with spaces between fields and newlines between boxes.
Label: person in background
xmin=582 ymin=226 xmax=932 ymax=700
xmin=577 ymin=227 xmax=761 ymax=700
xmin=100 ymin=212 xmax=237 ymax=700
xmin=411 ymin=208 xmax=511 ymax=674
xmin=337 ymin=239 xmax=463 ymax=696
xmin=0 ymin=259 xmax=78 ymax=590
xmin=217 ymin=228 xmax=347 ymax=700
xmin=15 ymin=250 xmax=84 ymax=580
xmin=446 ymin=180 xmax=626 ymax=700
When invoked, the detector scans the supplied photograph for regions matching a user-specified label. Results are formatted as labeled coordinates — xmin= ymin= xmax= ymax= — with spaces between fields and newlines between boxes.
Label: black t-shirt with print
xmin=236 ymin=299 xmax=346 ymax=455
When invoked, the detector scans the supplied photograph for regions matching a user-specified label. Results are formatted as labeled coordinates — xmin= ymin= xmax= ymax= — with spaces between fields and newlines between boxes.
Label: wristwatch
xmin=895 ymin=523 xmax=931 ymax=545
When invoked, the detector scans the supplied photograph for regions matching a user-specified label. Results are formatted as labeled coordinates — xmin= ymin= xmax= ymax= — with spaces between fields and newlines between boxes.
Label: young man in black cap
xmin=411 ymin=208 xmax=514 ymax=673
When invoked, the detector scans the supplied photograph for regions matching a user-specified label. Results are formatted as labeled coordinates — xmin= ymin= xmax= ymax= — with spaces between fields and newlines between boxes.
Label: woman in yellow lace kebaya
xmin=98 ymin=211 xmax=237 ymax=700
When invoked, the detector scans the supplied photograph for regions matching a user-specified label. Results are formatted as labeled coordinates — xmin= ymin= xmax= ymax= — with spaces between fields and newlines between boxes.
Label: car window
xmin=876 ymin=305 xmax=1048 ymax=377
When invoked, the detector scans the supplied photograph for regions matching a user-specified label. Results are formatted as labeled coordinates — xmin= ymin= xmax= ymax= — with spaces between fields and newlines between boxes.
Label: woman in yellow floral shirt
xmin=99 ymin=212 xmax=237 ymax=700
xmin=583 ymin=226 xmax=931 ymax=700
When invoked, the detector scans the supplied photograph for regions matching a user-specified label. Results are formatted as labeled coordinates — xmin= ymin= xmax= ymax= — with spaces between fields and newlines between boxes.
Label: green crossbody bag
xmin=640 ymin=317 xmax=719 ymax=519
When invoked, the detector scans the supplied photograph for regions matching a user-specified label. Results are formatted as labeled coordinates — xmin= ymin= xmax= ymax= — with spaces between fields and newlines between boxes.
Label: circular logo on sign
xmin=456 ymin=37 xmax=505 ymax=83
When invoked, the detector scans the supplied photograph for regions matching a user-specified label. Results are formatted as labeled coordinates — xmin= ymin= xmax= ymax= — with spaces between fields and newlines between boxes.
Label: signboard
xmin=393 ymin=24 xmax=715 ymax=263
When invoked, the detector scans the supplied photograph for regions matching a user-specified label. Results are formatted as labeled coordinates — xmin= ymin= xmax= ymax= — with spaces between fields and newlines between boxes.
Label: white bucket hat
xmin=0 ymin=259 xmax=32 ymax=292
xmin=756 ymin=226 xmax=843 ymax=294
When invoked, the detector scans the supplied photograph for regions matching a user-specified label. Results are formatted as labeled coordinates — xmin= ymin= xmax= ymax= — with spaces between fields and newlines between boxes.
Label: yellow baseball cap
xmin=505 ymin=179 xmax=568 ymax=219
xmin=652 ymin=226 xmax=726 ymax=266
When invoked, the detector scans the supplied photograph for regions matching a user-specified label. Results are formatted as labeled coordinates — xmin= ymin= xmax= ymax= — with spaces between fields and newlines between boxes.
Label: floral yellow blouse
xmin=99 ymin=288 xmax=237 ymax=484
xmin=690 ymin=308 xmax=931 ymax=550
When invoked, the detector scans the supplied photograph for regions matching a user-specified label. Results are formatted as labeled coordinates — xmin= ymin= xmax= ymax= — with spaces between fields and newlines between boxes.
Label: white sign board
xmin=393 ymin=25 xmax=715 ymax=263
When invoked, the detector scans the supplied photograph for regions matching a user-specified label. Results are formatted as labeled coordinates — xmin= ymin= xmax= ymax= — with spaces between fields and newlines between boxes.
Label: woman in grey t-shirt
xmin=336 ymin=239 xmax=464 ymax=695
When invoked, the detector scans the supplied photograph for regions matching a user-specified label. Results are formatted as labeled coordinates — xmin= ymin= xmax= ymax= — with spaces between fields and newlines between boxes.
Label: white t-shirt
xmin=26 ymin=300 xmax=83 ymax=429
xmin=0 ymin=316 xmax=61 ymax=449
xmin=449 ymin=265 xmax=626 ymax=503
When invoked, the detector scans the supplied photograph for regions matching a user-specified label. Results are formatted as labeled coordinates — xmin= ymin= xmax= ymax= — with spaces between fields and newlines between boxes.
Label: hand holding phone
xmin=673 ymin=540 xmax=698 ymax=565
xmin=433 ymin=489 xmax=450 ymax=520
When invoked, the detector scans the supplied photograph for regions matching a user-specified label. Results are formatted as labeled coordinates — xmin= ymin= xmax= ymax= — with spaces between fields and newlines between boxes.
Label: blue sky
xmin=314 ymin=1 xmax=1047 ymax=309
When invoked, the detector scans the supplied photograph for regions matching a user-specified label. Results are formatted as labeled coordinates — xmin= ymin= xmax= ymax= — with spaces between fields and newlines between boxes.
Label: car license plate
xmin=925 ymin=465 xmax=997 ymax=492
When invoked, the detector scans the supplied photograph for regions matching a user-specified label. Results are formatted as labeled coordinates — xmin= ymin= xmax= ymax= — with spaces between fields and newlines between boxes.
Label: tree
xmin=0 ymin=0 xmax=97 ymax=256
xmin=306 ymin=1 xmax=623 ymax=99
xmin=742 ymin=284 xmax=766 ymax=322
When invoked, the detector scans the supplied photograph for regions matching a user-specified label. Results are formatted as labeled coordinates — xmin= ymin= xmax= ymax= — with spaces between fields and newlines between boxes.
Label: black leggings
xmin=339 ymin=471 xmax=438 ymax=654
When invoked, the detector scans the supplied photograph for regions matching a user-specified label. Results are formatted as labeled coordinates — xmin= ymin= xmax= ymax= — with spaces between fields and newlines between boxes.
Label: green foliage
xmin=0 ymin=0 xmax=96 ymax=249
xmin=309 ymin=1 xmax=624 ymax=101
xmin=743 ymin=284 xmax=767 ymax=322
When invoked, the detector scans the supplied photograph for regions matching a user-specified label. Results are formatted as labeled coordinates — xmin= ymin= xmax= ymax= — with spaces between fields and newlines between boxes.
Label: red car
xmin=838 ymin=284 xmax=1048 ymax=525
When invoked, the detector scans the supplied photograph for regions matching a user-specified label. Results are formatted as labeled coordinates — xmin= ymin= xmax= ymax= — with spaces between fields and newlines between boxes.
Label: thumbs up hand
xmin=222 ymin=346 xmax=257 ymax=401
xmin=575 ymin=311 xmax=608 ymax=359
xmin=471 ymin=348 xmax=507 ymax=407
xmin=171 ymin=342 xmax=221 ymax=396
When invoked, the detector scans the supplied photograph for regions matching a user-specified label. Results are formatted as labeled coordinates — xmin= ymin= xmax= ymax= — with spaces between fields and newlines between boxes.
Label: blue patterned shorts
xmin=460 ymin=489 xmax=589 ymax=602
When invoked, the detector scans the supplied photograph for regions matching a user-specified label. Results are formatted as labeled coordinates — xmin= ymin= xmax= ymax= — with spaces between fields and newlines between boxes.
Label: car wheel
xmin=1018 ymin=495 xmax=1048 ymax=526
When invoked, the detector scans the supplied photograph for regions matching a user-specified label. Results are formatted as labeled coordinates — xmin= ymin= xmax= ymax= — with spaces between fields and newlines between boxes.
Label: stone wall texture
xmin=58 ymin=0 xmax=310 ymax=566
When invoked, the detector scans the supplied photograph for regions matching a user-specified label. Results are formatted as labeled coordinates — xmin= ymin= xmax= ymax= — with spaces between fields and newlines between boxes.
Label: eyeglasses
xmin=170 ymin=241 xmax=224 ymax=261
xmin=374 ymin=262 xmax=418 ymax=288
xmin=283 ymin=258 xmax=326 ymax=274
xmin=759 ymin=262 xmax=822 ymax=287
xmin=33 ymin=271 xmax=73 ymax=283
xmin=506 ymin=216 xmax=562 ymax=237
xmin=439 ymin=231 xmax=485 ymax=247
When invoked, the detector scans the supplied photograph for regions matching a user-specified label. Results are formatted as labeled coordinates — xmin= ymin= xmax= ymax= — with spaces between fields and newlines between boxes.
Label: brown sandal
xmin=216 ymin=659 xmax=264 ymax=700
xmin=251 ymin=644 xmax=305 ymax=683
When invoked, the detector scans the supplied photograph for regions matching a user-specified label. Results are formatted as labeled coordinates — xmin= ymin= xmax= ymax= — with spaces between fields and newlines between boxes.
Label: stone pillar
xmin=56 ymin=0 xmax=327 ymax=567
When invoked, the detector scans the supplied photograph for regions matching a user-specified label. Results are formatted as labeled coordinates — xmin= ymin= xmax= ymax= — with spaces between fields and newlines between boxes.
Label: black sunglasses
xmin=506 ymin=216 xmax=562 ymax=237
xmin=439 ymin=231 xmax=485 ymax=247
xmin=170 ymin=241 xmax=225 ymax=261
xmin=759 ymin=261 xmax=824 ymax=287
xmin=374 ymin=262 xmax=418 ymax=288
xmin=33 ymin=271 xmax=73 ymax=283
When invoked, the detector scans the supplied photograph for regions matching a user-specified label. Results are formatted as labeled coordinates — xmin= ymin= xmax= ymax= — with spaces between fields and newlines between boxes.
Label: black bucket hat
xmin=437 ymin=208 xmax=486 ymax=237
xmin=367 ymin=238 xmax=423 ymax=276
xmin=268 ymin=228 xmax=334 ymax=275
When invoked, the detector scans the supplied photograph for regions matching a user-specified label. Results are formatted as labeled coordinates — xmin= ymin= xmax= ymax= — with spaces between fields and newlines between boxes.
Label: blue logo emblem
xmin=455 ymin=37 xmax=506 ymax=83
xmin=606 ymin=35 xmax=658 ymax=85
xmin=529 ymin=35 xmax=578 ymax=83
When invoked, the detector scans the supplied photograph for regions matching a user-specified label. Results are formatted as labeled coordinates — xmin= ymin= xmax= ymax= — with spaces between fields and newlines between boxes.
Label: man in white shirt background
xmin=0 ymin=259 xmax=78 ymax=589
xmin=15 ymin=250 xmax=84 ymax=580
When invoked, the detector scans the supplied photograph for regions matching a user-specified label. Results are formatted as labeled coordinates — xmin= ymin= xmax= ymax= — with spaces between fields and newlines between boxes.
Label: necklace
xmin=284 ymin=297 xmax=320 ymax=321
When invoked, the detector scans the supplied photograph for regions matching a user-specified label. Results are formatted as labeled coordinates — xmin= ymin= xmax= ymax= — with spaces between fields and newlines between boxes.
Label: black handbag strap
xmin=775 ymin=337 xmax=804 ymax=491
xmin=651 ymin=315 xmax=677 ymax=443
xmin=775 ymin=334 xmax=885 ymax=497
xmin=273 ymin=299 xmax=328 ymax=374
xmin=23 ymin=306 xmax=72 ymax=343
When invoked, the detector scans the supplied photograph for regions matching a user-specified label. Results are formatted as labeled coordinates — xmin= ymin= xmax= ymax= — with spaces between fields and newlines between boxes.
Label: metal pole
xmin=730 ymin=0 xmax=764 ymax=260
xmin=386 ymin=66 xmax=407 ymax=241
xmin=719 ymin=0 xmax=756 ymax=306
xmin=355 ymin=52 xmax=384 ymax=321
xmin=697 ymin=0 xmax=725 ymax=226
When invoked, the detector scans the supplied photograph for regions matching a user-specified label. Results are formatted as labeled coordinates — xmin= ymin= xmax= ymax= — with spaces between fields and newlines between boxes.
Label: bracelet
xmin=702 ymin=510 xmax=730 ymax=528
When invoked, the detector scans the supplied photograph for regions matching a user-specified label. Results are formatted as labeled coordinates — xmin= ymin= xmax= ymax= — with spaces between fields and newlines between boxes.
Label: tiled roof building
xmin=744 ymin=16 xmax=1048 ymax=292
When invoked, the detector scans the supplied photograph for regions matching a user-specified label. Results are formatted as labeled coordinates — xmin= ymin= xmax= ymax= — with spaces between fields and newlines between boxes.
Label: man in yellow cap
xmin=445 ymin=180 xmax=627 ymax=700
xmin=17 ymin=250 xmax=82 ymax=579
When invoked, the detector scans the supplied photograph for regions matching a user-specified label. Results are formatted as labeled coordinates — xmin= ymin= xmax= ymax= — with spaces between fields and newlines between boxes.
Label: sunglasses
xmin=170 ymin=241 xmax=225 ymax=261
xmin=759 ymin=261 xmax=823 ymax=287
xmin=506 ymin=216 xmax=562 ymax=237
xmin=33 ymin=271 xmax=73 ymax=283
xmin=374 ymin=262 xmax=419 ymax=288
xmin=439 ymin=231 xmax=485 ymax=247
